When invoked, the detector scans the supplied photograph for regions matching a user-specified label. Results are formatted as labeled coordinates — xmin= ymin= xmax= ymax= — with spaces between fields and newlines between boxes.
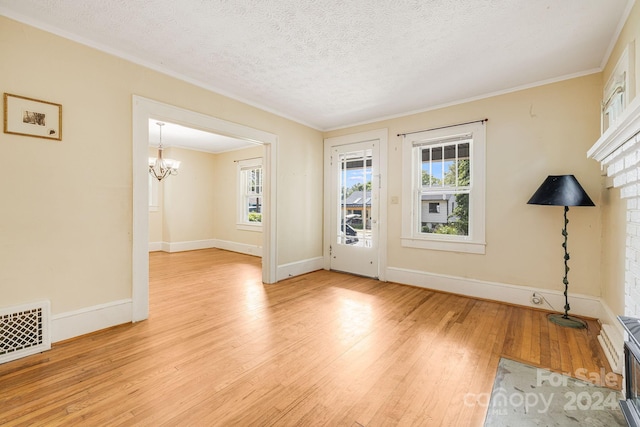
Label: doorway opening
xmin=133 ymin=96 xmax=278 ymax=322
xmin=146 ymin=119 xmax=263 ymax=253
xmin=323 ymin=129 xmax=388 ymax=280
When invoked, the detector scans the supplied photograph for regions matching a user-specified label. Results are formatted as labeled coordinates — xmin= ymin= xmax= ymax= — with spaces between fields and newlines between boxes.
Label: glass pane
xmin=458 ymin=142 xmax=470 ymax=159
xmin=255 ymin=168 xmax=262 ymax=193
xmin=418 ymin=192 xmax=469 ymax=236
xmin=443 ymin=158 xmax=455 ymax=185
xmin=246 ymin=168 xmax=262 ymax=194
xmin=247 ymin=196 xmax=261 ymax=222
xmin=421 ymin=148 xmax=439 ymax=187
xmin=443 ymin=144 xmax=456 ymax=159
xmin=458 ymin=158 xmax=470 ymax=186
xmin=431 ymin=147 xmax=443 ymax=183
xmin=421 ymin=141 xmax=471 ymax=189
xmin=241 ymin=166 xmax=263 ymax=223
xmin=338 ymin=148 xmax=373 ymax=247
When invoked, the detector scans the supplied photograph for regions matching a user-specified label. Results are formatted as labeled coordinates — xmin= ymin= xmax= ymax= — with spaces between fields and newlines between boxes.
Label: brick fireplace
xmin=589 ymin=95 xmax=640 ymax=377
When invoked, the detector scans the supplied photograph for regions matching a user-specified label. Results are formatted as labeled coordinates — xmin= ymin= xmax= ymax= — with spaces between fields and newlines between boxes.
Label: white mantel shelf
xmin=588 ymin=94 xmax=640 ymax=162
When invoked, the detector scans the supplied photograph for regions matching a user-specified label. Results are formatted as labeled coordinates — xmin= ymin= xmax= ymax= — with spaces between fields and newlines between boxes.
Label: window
xmin=401 ymin=121 xmax=486 ymax=253
xmin=237 ymin=158 xmax=262 ymax=230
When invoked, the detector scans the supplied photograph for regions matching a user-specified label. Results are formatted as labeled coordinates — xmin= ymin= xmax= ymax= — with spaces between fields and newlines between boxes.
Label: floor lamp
xmin=527 ymin=175 xmax=595 ymax=329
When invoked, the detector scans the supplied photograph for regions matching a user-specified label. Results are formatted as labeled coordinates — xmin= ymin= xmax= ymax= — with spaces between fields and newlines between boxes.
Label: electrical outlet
xmin=530 ymin=292 xmax=543 ymax=305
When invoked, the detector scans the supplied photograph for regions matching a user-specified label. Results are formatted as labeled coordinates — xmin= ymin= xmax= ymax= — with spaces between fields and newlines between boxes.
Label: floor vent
xmin=0 ymin=301 xmax=51 ymax=365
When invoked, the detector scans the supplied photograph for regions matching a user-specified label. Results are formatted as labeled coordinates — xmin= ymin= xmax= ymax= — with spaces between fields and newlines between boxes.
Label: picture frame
xmin=3 ymin=93 xmax=62 ymax=141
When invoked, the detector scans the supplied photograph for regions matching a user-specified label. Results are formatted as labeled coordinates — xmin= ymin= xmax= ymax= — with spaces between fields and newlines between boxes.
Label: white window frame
xmin=237 ymin=158 xmax=263 ymax=231
xmin=401 ymin=121 xmax=486 ymax=254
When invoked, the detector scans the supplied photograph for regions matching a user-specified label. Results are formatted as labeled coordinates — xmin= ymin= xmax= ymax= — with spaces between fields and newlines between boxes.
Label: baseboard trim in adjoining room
xmin=167 ymin=239 xmax=217 ymax=253
xmin=51 ymin=299 xmax=132 ymax=343
xmin=212 ymin=239 xmax=262 ymax=257
xmin=149 ymin=239 xmax=262 ymax=257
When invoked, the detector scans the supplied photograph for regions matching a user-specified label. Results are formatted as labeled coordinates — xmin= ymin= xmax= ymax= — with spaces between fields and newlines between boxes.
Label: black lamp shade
xmin=527 ymin=175 xmax=595 ymax=207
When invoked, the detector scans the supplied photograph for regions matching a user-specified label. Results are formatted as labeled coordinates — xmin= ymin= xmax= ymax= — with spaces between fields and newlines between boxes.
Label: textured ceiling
xmin=0 ymin=0 xmax=633 ymax=130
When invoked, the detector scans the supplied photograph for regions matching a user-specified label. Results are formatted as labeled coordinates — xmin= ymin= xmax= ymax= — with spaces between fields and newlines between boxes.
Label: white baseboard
xmin=277 ymin=257 xmax=324 ymax=281
xmin=149 ymin=241 xmax=164 ymax=252
xmin=149 ymin=239 xmax=262 ymax=257
xmin=212 ymin=239 xmax=262 ymax=257
xmin=51 ymin=299 xmax=132 ymax=343
xmin=386 ymin=267 xmax=602 ymax=318
xmin=167 ymin=239 xmax=217 ymax=253
xmin=149 ymin=239 xmax=215 ymax=253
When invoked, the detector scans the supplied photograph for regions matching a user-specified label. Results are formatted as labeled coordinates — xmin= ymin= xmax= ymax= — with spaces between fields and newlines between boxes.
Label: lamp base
xmin=548 ymin=313 xmax=586 ymax=329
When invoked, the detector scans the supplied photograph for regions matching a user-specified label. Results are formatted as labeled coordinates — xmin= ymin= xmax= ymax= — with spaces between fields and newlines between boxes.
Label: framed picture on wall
xmin=3 ymin=93 xmax=62 ymax=141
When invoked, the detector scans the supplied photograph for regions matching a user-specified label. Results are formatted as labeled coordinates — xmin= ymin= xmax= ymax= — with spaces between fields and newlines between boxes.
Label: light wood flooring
xmin=1 ymin=249 xmax=618 ymax=426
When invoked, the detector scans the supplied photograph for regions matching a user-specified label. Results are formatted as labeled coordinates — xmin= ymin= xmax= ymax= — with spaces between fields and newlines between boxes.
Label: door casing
xmin=132 ymin=96 xmax=278 ymax=322
xmin=323 ymin=129 xmax=388 ymax=280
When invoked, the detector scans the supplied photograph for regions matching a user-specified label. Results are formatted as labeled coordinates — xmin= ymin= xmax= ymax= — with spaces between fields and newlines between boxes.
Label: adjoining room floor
xmin=0 ymin=249 xmax=618 ymax=426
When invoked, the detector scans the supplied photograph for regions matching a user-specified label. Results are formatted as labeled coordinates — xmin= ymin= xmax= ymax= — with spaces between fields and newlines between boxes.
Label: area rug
xmin=483 ymin=358 xmax=626 ymax=426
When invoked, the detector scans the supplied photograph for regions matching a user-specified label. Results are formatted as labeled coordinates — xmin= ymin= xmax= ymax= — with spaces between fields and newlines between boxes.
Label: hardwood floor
xmin=1 ymin=249 xmax=618 ymax=426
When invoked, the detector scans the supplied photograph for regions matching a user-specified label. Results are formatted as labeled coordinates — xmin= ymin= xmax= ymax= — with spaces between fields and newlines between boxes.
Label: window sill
xmin=401 ymin=237 xmax=485 ymax=254
xmin=237 ymin=223 xmax=262 ymax=232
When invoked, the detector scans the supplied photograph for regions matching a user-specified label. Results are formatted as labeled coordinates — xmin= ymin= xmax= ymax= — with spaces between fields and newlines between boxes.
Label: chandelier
xmin=149 ymin=122 xmax=180 ymax=181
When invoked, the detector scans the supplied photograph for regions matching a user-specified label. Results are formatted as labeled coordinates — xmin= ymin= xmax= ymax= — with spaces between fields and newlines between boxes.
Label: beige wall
xmin=0 ymin=16 xmax=323 ymax=315
xmin=149 ymin=144 xmax=264 ymax=249
xmin=599 ymin=1 xmax=640 ymax=315
xmin=325 ymin=74 xmax=604 ymax=296
xmin=162 ymin=147 xmax=217 ymax=243
xmin=0 ymin=11 xmax=623 ymax=323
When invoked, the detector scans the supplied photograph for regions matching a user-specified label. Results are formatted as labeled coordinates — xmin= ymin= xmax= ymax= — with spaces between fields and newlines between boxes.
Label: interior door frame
xmin=323 ymin=128 xmax=388 ymax=281
xmin=132 ymin=95 xmax=278 ymax=322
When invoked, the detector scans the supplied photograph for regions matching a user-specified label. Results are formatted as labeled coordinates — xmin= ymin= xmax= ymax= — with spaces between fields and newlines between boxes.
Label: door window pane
xmin=337 ymin=149 xmax=373 ymax=247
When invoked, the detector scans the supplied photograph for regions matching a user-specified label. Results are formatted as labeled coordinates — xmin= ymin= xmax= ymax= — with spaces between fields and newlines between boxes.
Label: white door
xmin=328 ymin=140 xmax=380 ymax=278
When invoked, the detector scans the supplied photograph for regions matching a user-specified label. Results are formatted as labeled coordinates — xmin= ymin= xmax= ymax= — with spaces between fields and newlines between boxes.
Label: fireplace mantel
xmin=589 ymin=94 xmax=640 ymax=162
xmin=586 ymin=92 xmax=640 ymax=376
